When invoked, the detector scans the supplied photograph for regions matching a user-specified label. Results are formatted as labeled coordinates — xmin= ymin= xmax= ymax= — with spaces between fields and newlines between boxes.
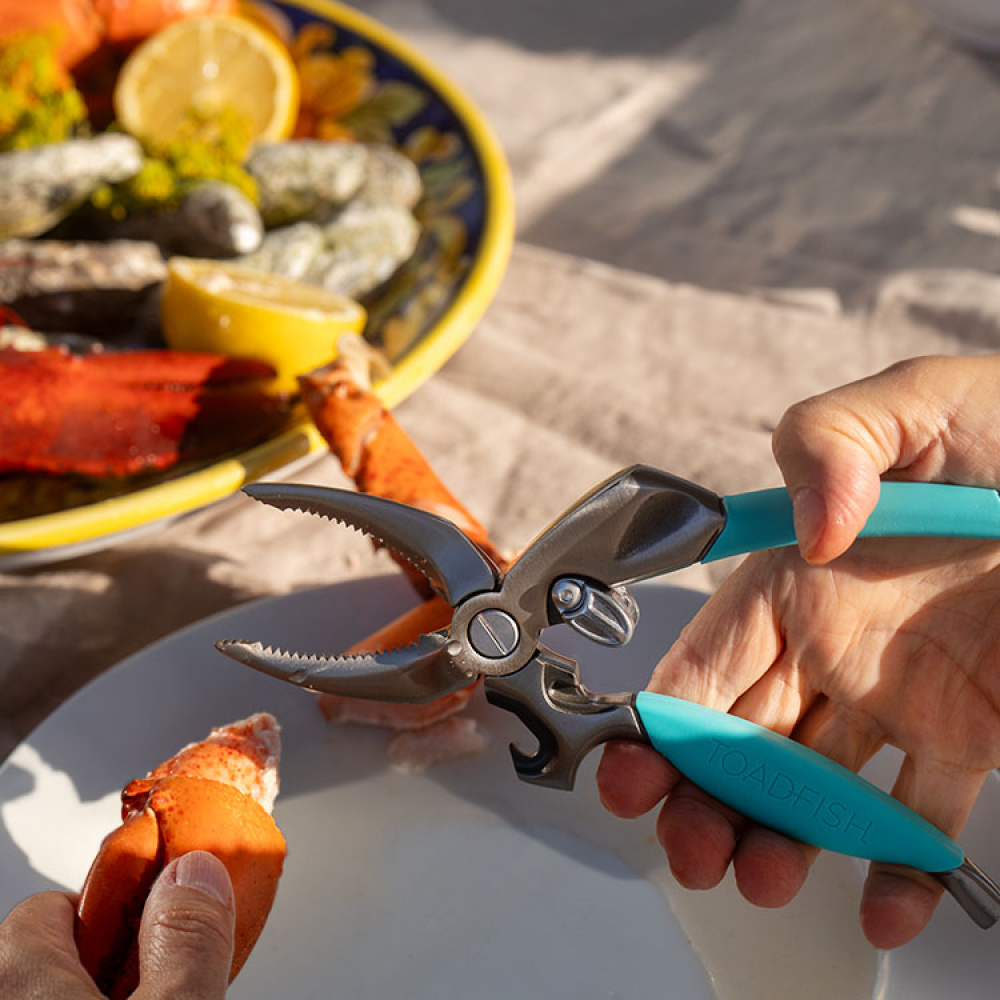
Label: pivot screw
xmin=552 ymin=579 xmax=584 ymax=613
xmin=468 ymin=609 xmax=519 ymax=658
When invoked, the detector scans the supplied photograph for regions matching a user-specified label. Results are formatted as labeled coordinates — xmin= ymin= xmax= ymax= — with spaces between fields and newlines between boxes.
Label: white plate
xmin=0 ymin=578 xmax=997 ymax=998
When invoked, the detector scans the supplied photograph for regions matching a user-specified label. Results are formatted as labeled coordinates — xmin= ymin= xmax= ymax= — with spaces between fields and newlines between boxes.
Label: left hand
xmin=0 ymin=892 xmax=102 ymax=998
xmin=0 ymin=851 xmax=236 ymax=999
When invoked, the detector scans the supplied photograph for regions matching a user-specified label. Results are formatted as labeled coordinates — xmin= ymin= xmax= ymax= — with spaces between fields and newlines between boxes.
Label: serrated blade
xmin=243 ymin=483 xmax=499 ymax=606
xmin=215 ymin=631 xmax=474 ymax=703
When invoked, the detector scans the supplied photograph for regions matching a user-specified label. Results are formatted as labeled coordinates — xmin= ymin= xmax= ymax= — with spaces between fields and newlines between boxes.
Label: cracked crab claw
xmin=75 ymin=714 xmax=285 ymax=999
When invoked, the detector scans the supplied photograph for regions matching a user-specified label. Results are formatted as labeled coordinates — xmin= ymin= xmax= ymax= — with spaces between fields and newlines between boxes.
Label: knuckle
xmin=879 ymin=356 xmax=925 ymax=382
xmin=773 ymin=395 xmax=825 ymax=444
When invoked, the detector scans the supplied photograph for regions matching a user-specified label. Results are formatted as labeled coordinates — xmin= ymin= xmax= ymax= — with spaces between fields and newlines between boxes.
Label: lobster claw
xmin=74 ymin=714 xmax=287 ymax=998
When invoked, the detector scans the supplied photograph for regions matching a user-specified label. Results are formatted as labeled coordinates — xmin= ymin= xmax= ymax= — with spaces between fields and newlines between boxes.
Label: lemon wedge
xmin=161 ymin=258 xmax=367 ymax=391
xmin=113 ymin=15 xmax=299 ymax=145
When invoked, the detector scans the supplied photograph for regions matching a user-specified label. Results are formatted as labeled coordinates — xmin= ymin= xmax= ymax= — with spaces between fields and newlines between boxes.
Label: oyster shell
xmin=0 ymin=135 xmax=143 ymax=240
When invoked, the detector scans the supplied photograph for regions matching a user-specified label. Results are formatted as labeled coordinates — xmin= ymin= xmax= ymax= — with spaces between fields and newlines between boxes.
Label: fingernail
xmin=170 ymin=851 xmax=233 ymax=907
xmin=791 ymin=486 xmax=826 ymax=558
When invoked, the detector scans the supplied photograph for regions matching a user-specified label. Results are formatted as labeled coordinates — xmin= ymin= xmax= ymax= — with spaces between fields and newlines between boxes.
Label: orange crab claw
xmin=299 ymin=357 xmax=506 ymax=570
xmin=74 ymin=714 xmax=286 ymax=999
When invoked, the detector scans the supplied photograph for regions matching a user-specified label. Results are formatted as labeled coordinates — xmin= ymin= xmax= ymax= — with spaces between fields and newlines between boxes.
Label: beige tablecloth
xmin=3 ymin=0 xmax=1000 ymax=759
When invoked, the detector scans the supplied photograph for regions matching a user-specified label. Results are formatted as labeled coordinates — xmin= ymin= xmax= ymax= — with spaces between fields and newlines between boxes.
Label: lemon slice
xmin=161 ymin=258 xmax=367 ymax=391
xmin=113 ymin=15 xmax=299 ymax=145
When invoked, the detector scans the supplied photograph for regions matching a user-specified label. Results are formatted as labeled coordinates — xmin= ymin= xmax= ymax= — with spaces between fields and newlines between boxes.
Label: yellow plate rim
xmin=0 ymin=0 xmax=515 ymax=560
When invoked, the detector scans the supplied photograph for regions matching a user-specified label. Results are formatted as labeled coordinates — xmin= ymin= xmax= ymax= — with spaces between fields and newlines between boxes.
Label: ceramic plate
xmin=0 ymin=0 xmax=514 ymax=569
xmin=1 ymin=579 xmax=996 ymax=997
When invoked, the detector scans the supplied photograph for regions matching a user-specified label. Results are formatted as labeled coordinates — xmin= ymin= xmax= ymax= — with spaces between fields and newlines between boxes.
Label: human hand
xmin=0 ymin=851 xmax=236 ymax=998
xmin=597 ymin=355 xmax=1000 ymax=949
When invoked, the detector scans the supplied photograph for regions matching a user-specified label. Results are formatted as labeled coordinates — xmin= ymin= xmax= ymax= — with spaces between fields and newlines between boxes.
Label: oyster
xmin=235 ymin=198 xmax=420 ymax=299
xmin=235 ymin=221 xmax=326 ymax=282
xmin=247 ymin=140 xmax=368 ymax=227
xmin=358 ymin=145 xmax=423 ymax=209
xmin=109 ymin=180 xmax=264 ymax=258
xmin=309 ymin=197 xmax=421 ymax=298
xmin=0 ymin=238 xmax=166 ymax=340
xmin=0 ymin=135 xmax=143 ymax=240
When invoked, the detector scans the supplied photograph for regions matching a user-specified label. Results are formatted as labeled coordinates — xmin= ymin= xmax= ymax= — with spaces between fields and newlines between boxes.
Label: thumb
xmin=133 ymin=851 xmax=236 ymax=1000
xmin=772 ymin=404 xmax=882 ymax=565
xmin=771 ymin=362 xmax=937 ymax=564
xmin=771 ymin=355 xmax=1000 ymax=563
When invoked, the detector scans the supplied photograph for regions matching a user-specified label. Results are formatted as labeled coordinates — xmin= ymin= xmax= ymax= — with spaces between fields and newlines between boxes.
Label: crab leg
xmin=298 ymin=352 xmax=506 ymax=570
xmin=74 ymin=713 xmax=286 ymax=999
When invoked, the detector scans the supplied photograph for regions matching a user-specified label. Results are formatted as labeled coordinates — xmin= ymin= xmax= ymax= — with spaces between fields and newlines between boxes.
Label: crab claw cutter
xmin=218 ymin=465 xmax=1000 ymax=927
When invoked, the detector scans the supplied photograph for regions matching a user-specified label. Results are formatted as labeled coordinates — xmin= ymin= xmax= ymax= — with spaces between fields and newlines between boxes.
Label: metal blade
xmin=243 ymin=483 xmax=499 ymax=606
xmin=215 ymin=632 xmax=475 ymax=703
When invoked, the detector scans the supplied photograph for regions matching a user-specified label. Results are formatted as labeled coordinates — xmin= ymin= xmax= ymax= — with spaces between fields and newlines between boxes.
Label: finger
xmin=657 ymin=779 xmax=746 ymax=890
xmin=728 ymin=696 xmax=885 ymax=909
xmin=0 ymin=892 xmax=102 ymax=997
xmin=722 ymin=658 xmax=821 ymax=907
xmin=731 ymin=827 xmax=811 ymax=908
xmin=598 ymin=558 xmax=781 ymax=820
xmin=773 ymin=355 xmax=1000 ymax=564
xmin=614 ymin=677 xmax=812 ymax=889
xmin=607 ymin=559 xmax=787 ymax=886
xmin=728 ymin=654 xmax=815 ymax=736
xmin=595 ymin=656 xmax=808 ymax=822
xmin=647 ymin=559 xmax=783 ymax=708
xmin=134 ymin=851 xmax=236 ymax=1000
xmin=861 ymin=757 xmax=990 ymax=949
xmin=596 ymin=740 xmax=680 ymax=818
xmin=0 ymin=890 xmax=77 ymax=946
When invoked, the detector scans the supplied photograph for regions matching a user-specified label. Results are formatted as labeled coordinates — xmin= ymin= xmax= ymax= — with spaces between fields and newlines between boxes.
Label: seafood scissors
xmin=217 ymin=465 xmax=1000 ymax=927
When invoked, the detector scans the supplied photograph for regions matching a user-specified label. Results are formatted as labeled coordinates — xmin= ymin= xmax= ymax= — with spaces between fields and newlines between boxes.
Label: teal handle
xmin=704 ymin=481 xmax=1000 ymax=562
xmin=634 ymin=691 xmax=962 ymax=872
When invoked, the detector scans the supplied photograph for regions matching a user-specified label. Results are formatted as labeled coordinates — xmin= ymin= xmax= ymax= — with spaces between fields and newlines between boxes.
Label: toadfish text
xmin=706 ymin=738 xmax=873 ymax=844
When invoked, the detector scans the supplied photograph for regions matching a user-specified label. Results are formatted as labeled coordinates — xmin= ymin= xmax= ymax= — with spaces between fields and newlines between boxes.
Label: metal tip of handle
xmin=936 ymin=859 xmax=1000 ymax=928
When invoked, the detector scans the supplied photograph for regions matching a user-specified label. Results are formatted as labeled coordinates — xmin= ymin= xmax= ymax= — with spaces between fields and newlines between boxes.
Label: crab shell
xmin=0 ymin=347 xmax=289 ymax=479
xmin=74 ymin=717 xmax=287 ymax=998
xmin=0 ymin=0 xmax=238 ymax=69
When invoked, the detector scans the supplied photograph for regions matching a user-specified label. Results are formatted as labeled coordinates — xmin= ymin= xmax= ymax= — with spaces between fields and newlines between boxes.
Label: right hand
xmin=598 ymin=354 xmax=1000 ymax=948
